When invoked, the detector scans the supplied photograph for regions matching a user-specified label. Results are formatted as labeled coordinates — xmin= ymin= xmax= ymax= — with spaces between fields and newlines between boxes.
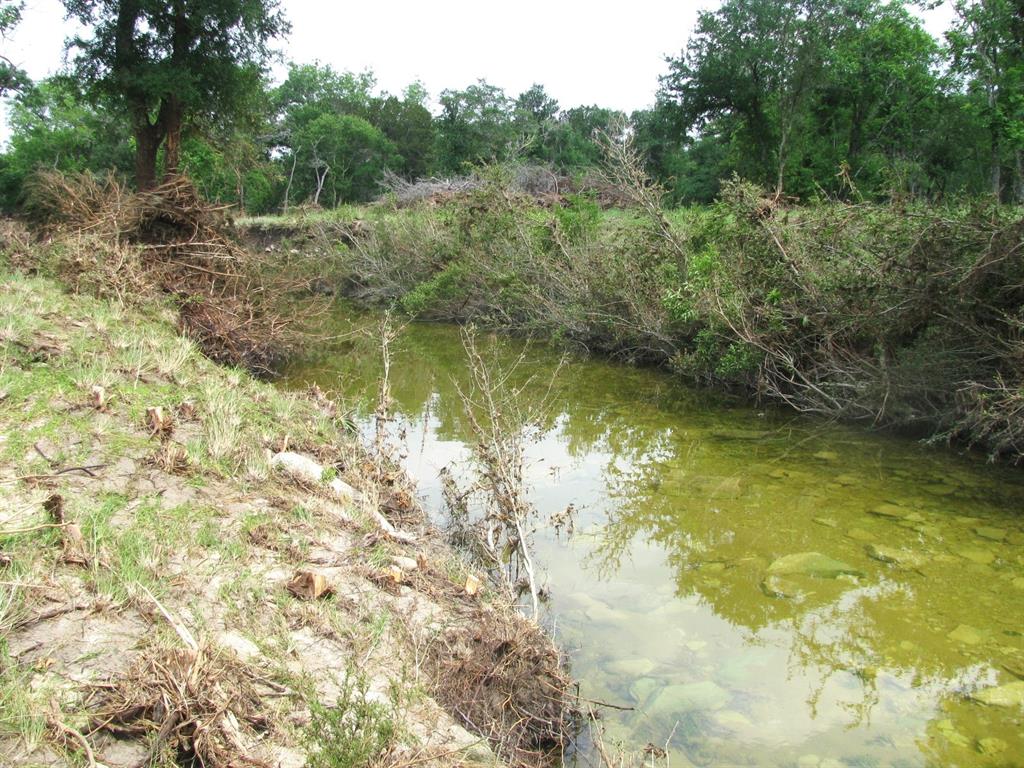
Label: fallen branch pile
xmin=88 ymin=644 xmax=277 ymax=767
xmin=22 ymin=170 xmax=316 ymax=374
xmin=426 ymin=606 xmax=575 ymax=768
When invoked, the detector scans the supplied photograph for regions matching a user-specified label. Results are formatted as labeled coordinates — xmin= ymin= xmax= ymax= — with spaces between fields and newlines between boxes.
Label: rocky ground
xmin=0 ymin=266 xmax=569 ymax=768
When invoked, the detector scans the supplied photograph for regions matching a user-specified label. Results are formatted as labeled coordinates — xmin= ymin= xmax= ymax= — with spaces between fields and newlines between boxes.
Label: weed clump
xmin=305 ymin=671 xmax=398 ymax=768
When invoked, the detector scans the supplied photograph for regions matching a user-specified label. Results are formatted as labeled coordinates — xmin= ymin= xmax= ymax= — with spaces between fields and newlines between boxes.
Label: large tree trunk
xmin=989 ymin=88 xmax=1002 ymax=199
xmin=163 ymin=97 xmax=184 ymax=178
xmin=134 ymin=122 xmax=162 ymax=191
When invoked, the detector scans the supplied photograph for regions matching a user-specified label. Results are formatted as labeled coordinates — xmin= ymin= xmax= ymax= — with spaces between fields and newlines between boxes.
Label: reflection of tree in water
xmin=592 ymin=447 xmax=1023 ymax=760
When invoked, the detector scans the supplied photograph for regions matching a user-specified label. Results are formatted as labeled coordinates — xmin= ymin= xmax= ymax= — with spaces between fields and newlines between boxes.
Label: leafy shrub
xmin=306 ymin=670 xmax=398 ymax=768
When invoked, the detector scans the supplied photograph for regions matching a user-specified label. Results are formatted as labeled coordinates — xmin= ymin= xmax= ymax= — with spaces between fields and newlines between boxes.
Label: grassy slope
xmin=0 ymin=268 xmax=510 ymax=768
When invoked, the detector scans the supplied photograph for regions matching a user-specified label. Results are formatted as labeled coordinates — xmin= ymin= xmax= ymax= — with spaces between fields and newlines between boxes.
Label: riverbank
xmin=0 ymin=220 xmax=573 ymax=767
xmin=242 ymin=177 xmax=1024 ymax=464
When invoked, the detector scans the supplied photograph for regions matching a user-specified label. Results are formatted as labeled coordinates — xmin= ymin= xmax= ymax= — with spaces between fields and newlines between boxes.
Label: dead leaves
xmin=145 ymin=406 xmax=174 ymax=438
xmin=286 ymin=570 xmax=333 ymax=600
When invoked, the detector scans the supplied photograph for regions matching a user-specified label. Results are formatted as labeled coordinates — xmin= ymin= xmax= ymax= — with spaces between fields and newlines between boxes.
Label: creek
xmin=281 ymin=309 xmax=1024 ymax=768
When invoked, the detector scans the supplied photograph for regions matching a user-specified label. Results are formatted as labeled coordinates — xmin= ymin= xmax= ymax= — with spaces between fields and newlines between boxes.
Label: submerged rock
xmin=869 ymin=503 xmax=905 ymax=519
xmin=713 ymin=709 xmax=752 ymax=731
xmin=760 ymin=575 xmax=804 ymax=600
xmin=937 ymin=719 xmax=971 ymax=747
xmin=630 ymin=676 xmax=660 ymax=704
xmin=948 ymin=624 xmax=987 ymax=645
xmin=645 ymin=680 xmax=730 ymax=716
xmin=607 ymin=657 xmax=657 ymax=678
xmin=907 ymin=523 xmax=942 ymax=538
xmin=974 ymin=526 xmax=1007 ymax=542
xmin=955 ymin=548 xmax=996 ymax=565
xmin=767 ymin=552 xmax=862 ymax=579
xmin=845 ymin=528 xmax=874 ymax=542
xmin=977 ymin=737 xmax=1008 ymax=756
xmin=865 ymin=544 xmax=926 ymax=569
xmin=970 ymin=680 xmax=1024 ymax=708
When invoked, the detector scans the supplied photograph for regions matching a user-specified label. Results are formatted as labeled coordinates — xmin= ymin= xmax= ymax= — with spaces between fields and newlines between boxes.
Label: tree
xmin=513 ymin=84 xmax=559 ymax=161
xmin=807 ymin=2 xmax=946 ymax=197
xmin=548 ymin=105 xmax=625 ymax=170
xmin=661 ymin=0 xmax=872 ymax=194
xmin=0 ymin=2 xmax=28 ymax=95
xmin=0 ymin=76 xmax=134 ymax=209
xmin=272 ymin=63 xmax=405 ymax=205
xmin=63 ymin=0 xmax=288 ymax=190
xmin=289 ymin=113 xmax=397 ymax=206
xmin=946 ymin=0 xmax=1024 ymax=199
xmin=435 ymin=80 xmax=515 ymax=173
xmin=369 ymin=90 xmax=435 ymax=179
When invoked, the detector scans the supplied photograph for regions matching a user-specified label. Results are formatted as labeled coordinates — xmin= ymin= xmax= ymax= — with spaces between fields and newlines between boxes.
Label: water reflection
xmin=282 ymin=310 xmax=1024 ymax=768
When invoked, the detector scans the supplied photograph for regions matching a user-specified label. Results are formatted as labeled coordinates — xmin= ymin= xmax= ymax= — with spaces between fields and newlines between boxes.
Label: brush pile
xmin=22 ymin=170 xmax=313 ymax=374
xmin=88 ymin=644 xmax=277 ymax=767
xmin=426 ymin=606 xmax=576 ymax=767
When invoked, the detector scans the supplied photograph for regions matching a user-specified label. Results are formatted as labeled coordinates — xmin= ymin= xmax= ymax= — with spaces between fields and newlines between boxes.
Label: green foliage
xmin=0 ymin=77 xmax=133 ymax=210
xmin=2 ymin=0 xmax=1021 ymax=211
xmin=435 ymin=80 xmax=516 ymax=173
xmin=946 ymin=0 xmax=1024 ymax=200
xmin=272 ymin=63 xmax=416 ymax=205
xmin=551 ymin=194 xmax=601 ymax=244
xmin=0 ymin=1 xmax=28 ymax=95
xmin=400 ymin=261 xmax=470 ymax=317
xmin=655 ymin=0 xmax=1003 ymax=201
xmin=306 ymin=670 xmax=398 ymax=768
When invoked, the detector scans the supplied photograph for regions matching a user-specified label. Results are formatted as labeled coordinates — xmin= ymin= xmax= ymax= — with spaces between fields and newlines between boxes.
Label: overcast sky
xmin=1 ymin=0 xmax=955 ymax=143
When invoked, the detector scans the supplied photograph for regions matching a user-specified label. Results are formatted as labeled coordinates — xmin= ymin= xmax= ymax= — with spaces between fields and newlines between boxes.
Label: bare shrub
xmin=439 ymin=328 xmax=566 ymax=620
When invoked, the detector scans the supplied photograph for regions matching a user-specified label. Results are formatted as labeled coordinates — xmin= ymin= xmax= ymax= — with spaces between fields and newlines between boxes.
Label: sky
xmin=0 ymin=0 xmax=956 ymax=143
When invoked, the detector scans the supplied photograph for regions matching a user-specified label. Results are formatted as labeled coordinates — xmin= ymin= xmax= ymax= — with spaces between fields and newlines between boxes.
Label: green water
xmin=282 ymin=310 xmax=1024 ymax=768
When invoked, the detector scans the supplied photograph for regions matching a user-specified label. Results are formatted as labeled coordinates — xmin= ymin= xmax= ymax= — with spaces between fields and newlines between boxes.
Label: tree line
xmin=0 ymin=0 xmax=1021 ymax=212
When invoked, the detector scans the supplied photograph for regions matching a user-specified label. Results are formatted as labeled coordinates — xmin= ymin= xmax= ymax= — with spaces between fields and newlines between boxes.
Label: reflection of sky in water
xmin=285 ymin=318 xmax=1024 ymax=768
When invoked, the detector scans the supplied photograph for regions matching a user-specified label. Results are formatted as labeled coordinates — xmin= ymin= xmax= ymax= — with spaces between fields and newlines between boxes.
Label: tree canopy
xmin=1 ymin=0 xmax=1021 ymax=210
xmin=63 ymin=0 xmax=288 ymax=189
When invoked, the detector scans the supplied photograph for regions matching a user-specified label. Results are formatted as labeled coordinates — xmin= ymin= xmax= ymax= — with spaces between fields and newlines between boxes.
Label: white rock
xmin=392 ymin=556 xmax=419 ymax=572
xmin=271 ymin=451 xmax=360 ymax=505
xmin=216 ymin=631 xmax=261 ymax=661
